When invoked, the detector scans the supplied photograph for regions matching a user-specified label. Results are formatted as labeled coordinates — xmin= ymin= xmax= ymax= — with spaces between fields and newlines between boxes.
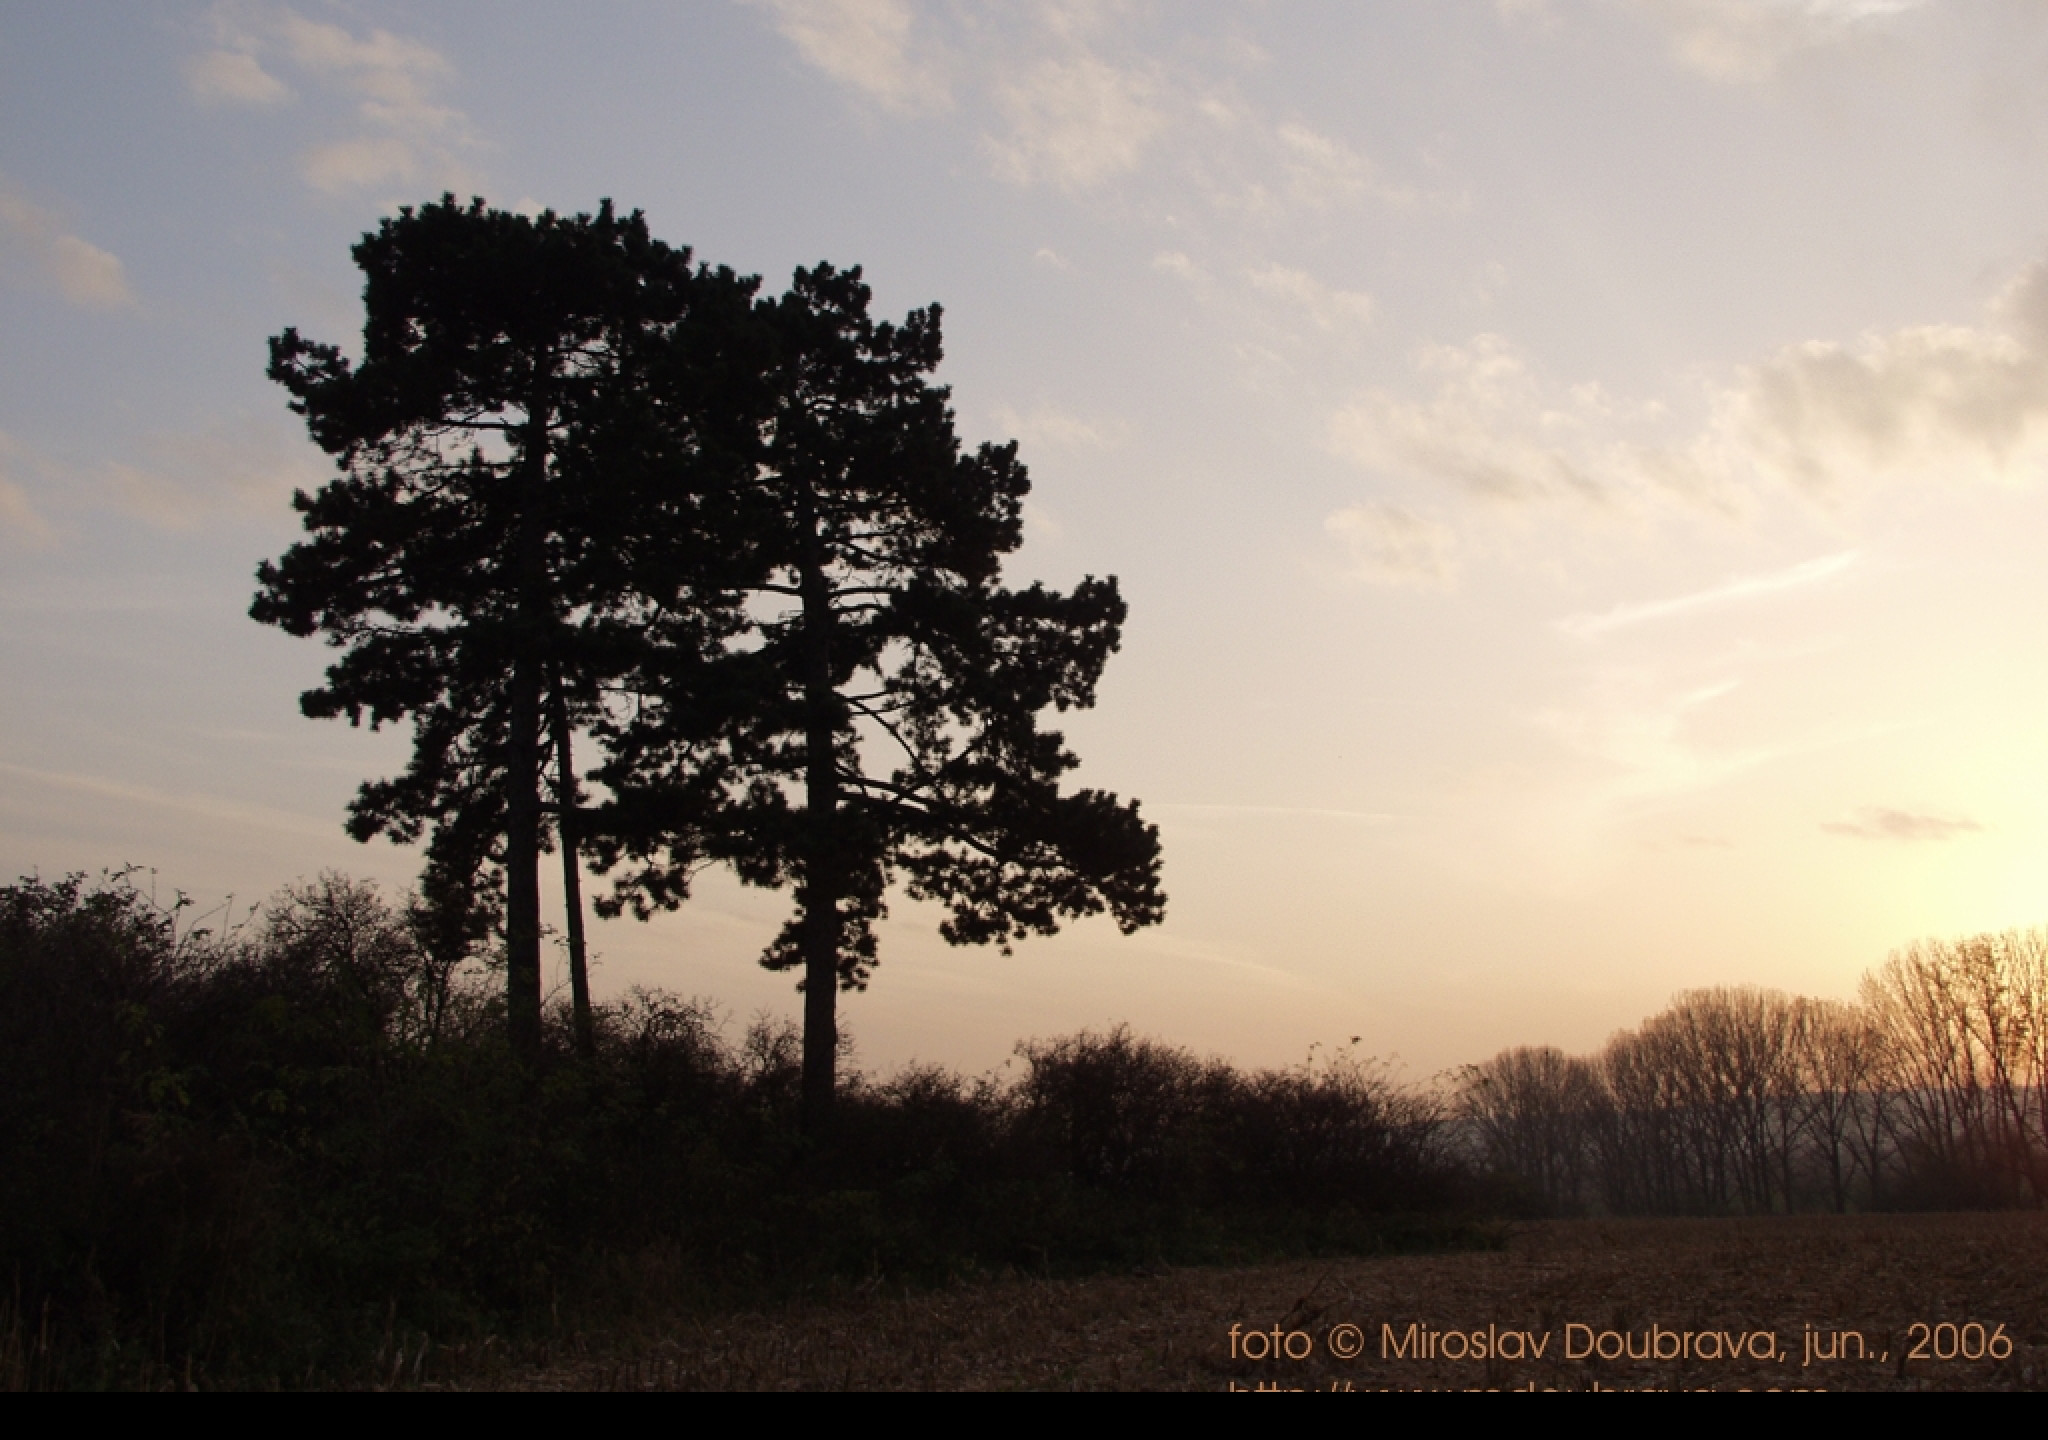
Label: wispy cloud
xmin=0 ymin=479 xmax=51 ymax=549
xmin=0 ymin=759 xmax=338 ymax=842
xmin=1153 ymin=250 xmax=1206 ymax=286
xmin=1324 ymin=502 xmax=1459 ymax=589
xmin=1122 ymin=926 xmax=1334 ymax=992
xmin=746 ymin=0 xmax=949 ymax=114
xmin=1332 ymin=248 xmax=2048 ymax=531
xmin=990 ymin=402 xmax=1126 ymax=451
xmin=1822 ymin=807 xmax=1982 ymax=842
xmin=745 ymin=2 xmax=1438 ymax=210
xmin=1613 ymin=0 xmax=1928 ymax=83
xmin=1273 ymin=122 xmax=1418 ymax=210
xmin=1499 ymin=0 xmax=1925 ymax=81
xmin=98 ymin=415 xmax=328 ymax=531
xmin=1558 ymin=551 xmax=1857 ymax=639
xmin=1537 ymin=674 xmax=1779 ymax=807
xmin=190 ymin=3 xmax=479 ymax=196
xmin=1711 ymin=320 xmax=2048 ymax=498
xmin=989 ymin=53 xmax=1165 ymax=190
xmin=1328 ymin=334 xmax=1703 ymax=510
xmin=1195 ymin=112 xmax=1456 ymax=221
xmin=0 ymin=177 xmax=132 ymax=309
xmin=1496 ymin=0 xmax=1561 ymax=26
xmin=0 ymin=431 xmax=55 ymax=549
xmin=184 ymin=44 xmax=290 ymax=105
xmin=1158 ymin=249 xmax=1383 ymax=384
xmin=1247 ymin=262 xmax=1375 ymax=331
xmin=1153 ymin=803 xmax=1399 ymax=823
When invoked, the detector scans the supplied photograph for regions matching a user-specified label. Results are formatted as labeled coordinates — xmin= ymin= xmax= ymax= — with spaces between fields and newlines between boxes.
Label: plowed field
xmin=512 ymin=1212 xmax=2048 ymax=1391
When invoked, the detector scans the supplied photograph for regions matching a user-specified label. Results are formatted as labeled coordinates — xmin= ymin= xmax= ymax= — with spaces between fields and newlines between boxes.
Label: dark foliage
xmin=255 ymin=206 xmax=1162 ymax=1119
xmin=598 ymin=262 xmax=1165 ymax=1125
xmin=253 ymin=196 xmax=763 ymax=1061
xmin=2 ymin=870 xmax=1464 ymax=1389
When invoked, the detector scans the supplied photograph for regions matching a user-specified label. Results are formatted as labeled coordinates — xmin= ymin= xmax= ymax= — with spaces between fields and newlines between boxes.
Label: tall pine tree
xmin=253 ymin=196 xmax=757 ymax=1062
xmin=599 ymin=264 xmax=1166 ymax=1126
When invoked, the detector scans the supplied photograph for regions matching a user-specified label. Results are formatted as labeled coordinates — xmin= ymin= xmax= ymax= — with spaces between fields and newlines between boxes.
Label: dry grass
xmin=442 ymin=1211 xmax=2048 ymax=1391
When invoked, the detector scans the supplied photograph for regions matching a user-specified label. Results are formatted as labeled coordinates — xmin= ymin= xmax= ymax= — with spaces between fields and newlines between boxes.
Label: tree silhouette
xmin=599 ymin=263 xmax=1166 ymax=1127
xmin=252 ymin=196 xmax=756 ymax=1062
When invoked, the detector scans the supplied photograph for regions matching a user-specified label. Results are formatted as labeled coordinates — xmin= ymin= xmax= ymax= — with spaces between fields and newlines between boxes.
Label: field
xmin=499 ymin=1212 xmax=2048 ymax=1391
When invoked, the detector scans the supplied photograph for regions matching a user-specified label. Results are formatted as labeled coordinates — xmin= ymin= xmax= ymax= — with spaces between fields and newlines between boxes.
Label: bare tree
xmin=1456 ymin=1045 xmax=1601 ymax=1213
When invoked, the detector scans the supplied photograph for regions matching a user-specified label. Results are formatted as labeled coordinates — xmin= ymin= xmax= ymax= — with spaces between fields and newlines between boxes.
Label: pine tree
xmin=599 ymin=263 xmax=1166 ymax=1126
xmin=253 ymin=196 xmax=756 ymax=1062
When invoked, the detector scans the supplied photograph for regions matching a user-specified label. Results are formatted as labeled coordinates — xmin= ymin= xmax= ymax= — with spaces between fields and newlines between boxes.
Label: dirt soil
xmin=500 ymin=1212 xmax=2048 ymax=1391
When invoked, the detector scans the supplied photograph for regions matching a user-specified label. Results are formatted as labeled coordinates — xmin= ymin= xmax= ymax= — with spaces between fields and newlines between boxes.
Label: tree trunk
xmin=800 ymin=879 xmax=840 ymax=1133
xmin=552 ymin=676 xmax=595 ymax=1059
xmin=505 ymin=647 xmax=544 ymax=1064
xmin=798 ymin=491 xmax=840 ymax=1135
xmin=504 ymin=386 xmax=554 ymax=1066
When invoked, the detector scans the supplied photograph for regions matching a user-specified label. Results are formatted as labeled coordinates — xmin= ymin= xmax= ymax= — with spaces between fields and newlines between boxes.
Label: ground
xmin=482 ymin=1212 xmax=2048 ymax=1391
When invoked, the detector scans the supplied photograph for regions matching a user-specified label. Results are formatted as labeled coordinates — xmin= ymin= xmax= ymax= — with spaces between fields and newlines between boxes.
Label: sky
xmin=8 ymin=0 xmax=2048 ymax=1081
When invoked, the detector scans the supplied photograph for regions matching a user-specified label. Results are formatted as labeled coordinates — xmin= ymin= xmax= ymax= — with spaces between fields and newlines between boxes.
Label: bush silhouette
xmin=2 ymin=869 xmax=1471 ymax=1387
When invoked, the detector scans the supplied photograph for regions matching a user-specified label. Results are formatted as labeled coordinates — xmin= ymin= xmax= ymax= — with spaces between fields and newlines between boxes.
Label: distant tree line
xmin=1456 ymin=929 xmax=2048 ymax=1215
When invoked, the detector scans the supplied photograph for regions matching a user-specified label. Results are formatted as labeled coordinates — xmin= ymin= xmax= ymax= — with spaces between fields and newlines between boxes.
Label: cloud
xmin=1537 ymin=674 xmax=1776 ymax=804
xmin=1153 ymin=250 xmax=1205 ymax=285
xmin=744 ymin=4 xmax=1435 ymax=213
xmin=0 ymin=759 xmax=338 ymax=844
xmin=1330 ymin=336 xmax=1561 ymax=503
xmin=1161 ymin=251 xmax=1381 ymax=379
xmin=1202 ymin=114 xmax=1446 ymax=220
xmin=1152 ymin=803 xmax=1399 ymax=823
xmin=184 ymin=46 xmax=290 ymax=105
xmin=1712 ymin=322 xmax=2048 ymax=497
xmin=1557 ymin=551 xmax=1856 ymax=638
xmin=100 ymin=415 xmax=328 ymax=531
xmin=1622 ymin=0 xmax=1927 ymax=83
xmin=1332 ymin=252 xmax=2048 ymax=522
xmin=0 ymin=434 xmax=55 ymax=549
xmin=1247 ymin=262 xmax=1375 ymax=331
xmin=102 ymin=463 xmax=203 ymax=532
xmin=1822 ymin=807 xmax=1982 ymax=842
xmin=192 ymin=4 xmax=477 ymax=195
xmin=1324 ymin=501 xmax=1460 ymax=589
xmin=991 ymin=402 xmax=1125 ymax=451
xmin=1328 ymin=334 xmax=1705 ymax=509
xmin=269 ymin=8 xmax=448 ymax=93
xmin=1274 ymin=123 xmax=1370 ymax=204
xmin=1274 ymin=123 xmax=1416 ymax=209
xmin=2005 ymin=258 xmax=2048 ymax=351
xmin=0 ymin=422 xmax=308 ymax=543
xmin=302 ymin=136 xmax=422 ymax=193
xmin=748 ymin=0 xmax=945 ymax=113
xmin=1496 ymin=0 xmax=1560 ymax=25
xmin=0 ymin=179 xmax=133 ymax=309
xmin=0 ymin=478 xmax=51 ymax=548
xmin=1469 ymin=260 xmax=1510 ymax=307
xmin=989 ymin=53 xmax=1165 ymax=190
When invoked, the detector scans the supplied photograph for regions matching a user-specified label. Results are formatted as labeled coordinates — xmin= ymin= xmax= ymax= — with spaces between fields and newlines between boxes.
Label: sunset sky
xmin=8 ymin=0 xmax=2048 ymax=1079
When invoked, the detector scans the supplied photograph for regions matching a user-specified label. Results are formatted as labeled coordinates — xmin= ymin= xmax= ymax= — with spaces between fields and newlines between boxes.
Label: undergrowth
xmin=0 ymin=868 xmax=1483 ymax=1389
